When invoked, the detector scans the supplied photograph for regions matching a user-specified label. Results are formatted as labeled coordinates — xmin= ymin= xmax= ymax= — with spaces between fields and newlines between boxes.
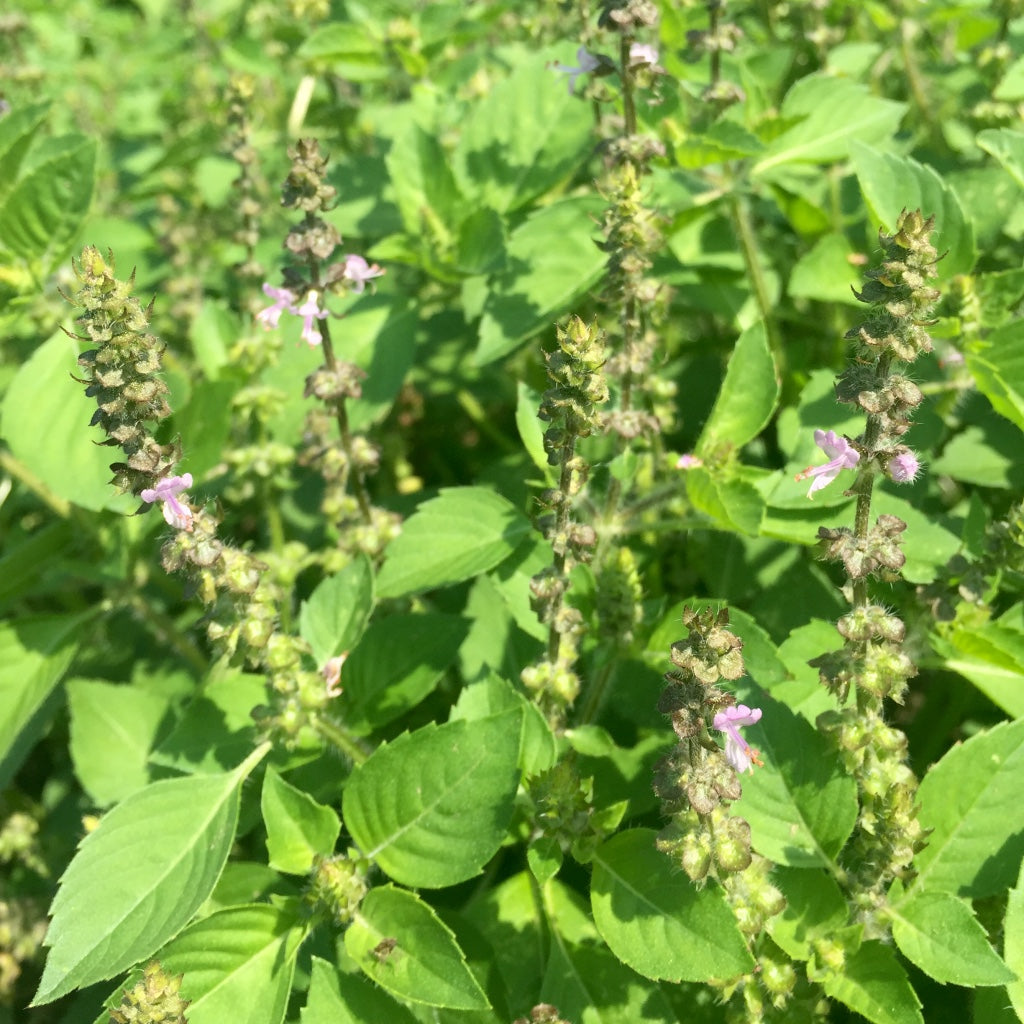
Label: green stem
xmin=313 ymin=715 xmax=372 ymax=765
xmin=457 ymin=389 xmax=517 ymax=453
xmin=708 ymin=0 xmax=722 ymax=88
xmin=128 ymin=595 xmax=208 ymax=675
xmin=575 ymin=656 xmax=614 ymax=727
xmin=728 ymin=189 xmax=783 ymax=369
xmin=898 ymin=19 xmax=940 ymax=144
xmin=0 ymin=448 xmax=72 ymax=518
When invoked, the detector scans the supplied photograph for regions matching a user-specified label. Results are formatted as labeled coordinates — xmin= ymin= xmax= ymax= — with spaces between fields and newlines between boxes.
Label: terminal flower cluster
xmin=256 ymin=254 xmax=383 ymax=347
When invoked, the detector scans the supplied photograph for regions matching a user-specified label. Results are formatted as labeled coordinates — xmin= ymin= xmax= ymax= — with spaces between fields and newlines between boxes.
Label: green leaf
xmin=978 ymin=128 xmax=1024 ymax=189
xmin=789 ymin=232 xmax=864 ymax=305
xmin=301 ymin=956 xmax=419 ymax=1024
xmin=386 ymin=120 xmax=463 ymax=242
xmin=676 ymin=120 xmax=765 ymax=169
xmin=590 ymin=829 xmax=754 ymax=982
xmin=735 ymin=697 xmax=858 ymax=868
xmin=851 ymin=142 xmax=977 ymax=279
xmin=890 ymin=890 xmax=1014 ymax=986
xmin=684 ymin=469 xmax=765 ymax=535
xmin=150 ymin=669 xmax=266 ymax=775
xmin=0 ymin=521 xmax=76 ymax=608
xmin=343 ymin=710 xmax=521 ymax=888
xmin=822 ymin=940 xmax=924 ymax=1024
xmin=0 ymin=101 xmax=51 ymax=203
xmin=343 ymin=613 xmax=469 ymax=733
xmin=299 ymin=21 xmax=392 ymax=82
xmin=451 ymin=49 xmax=592 ymax=213
xmin=33 ymin=746 xmax=268 ymax=1004
xmin=542 ymin=935 xmax=684 ymax=1024
xmin=527 ymin=837 xmax=563 ymax=885
xmin=145 ymin=903 xmax=304 ymax=1024
xmin=929 ymin=420 xmax=1024 ymax=490
xmin=299 ymin=555 xmax=375 ymax=667
xmin=913 ymin=717 xmax=1024 ymax=898
xmin=1005 ymin=859 xmax=1024 ymax=1020
xmin=376 ymin=487 xmax=533 ymax=598
xmin=515 ymin=381 xmax=553 ymax=478
xmin=752 ymin=74 xmax=906 ymax=176
xmin=1 ymin=331 xmax=136 ymax=513
xmin=450 ymin=673 xmax=558 ymax=778
xmin=697 ymin=321 xmax=780 ymax=454
xmin=67 ymin=679 xmax=169 ymax=807
xmin=767 ymin=866 xmax=848 ymax=961
xmin=261 ymin=767 xmax=340 ymax=874
xmin=456 ymin=207 xmax=507 ymax=275
xmin=930 ymin=618 xmax=1024 ymax=717
xmin=476 ymin=195 xmax=606 ymax=364
xmin=0 ymin=615 xmax=80 ymax=790
xmin=968 ymin=319 xmax=1024 ymax=434
xmin=0 ymin=133 xmax=96 ymax=271
xmin=345 ymin=885 xmax=490 ymax=1011
xmin=341 ymin=300 xmax=417 ymax=432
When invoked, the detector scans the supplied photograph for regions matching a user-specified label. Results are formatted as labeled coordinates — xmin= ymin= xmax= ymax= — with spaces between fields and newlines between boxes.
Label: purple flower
xmin=794 ymin=429 xmax=860 ymax=498
xmin=887 ymin=451 xmax=920 ymax=484
xmin=256 ymin=283 xmax=297 ymax=330
xmin=140 ymin=473 xmax=194 ymax=531
xmin=675 ymin=453 xmax=703 ymax=470
xmin=629 ymin=43 xmax=659 ymax=67
xmin=713 ymin=704 xmax=763 ymax=774
xmin=342 ymin=254 xmax=385 ymax=293
xmin=552 ymin=46 xmax=601 ymax=94
xmin=295 ymin=290 xmax=329 ymax=347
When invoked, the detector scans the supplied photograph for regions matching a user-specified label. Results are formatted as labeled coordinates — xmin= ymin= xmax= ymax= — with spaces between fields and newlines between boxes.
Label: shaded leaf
xmin=697 ymin=321 xmax=780 ymax=454
xmin=342 ymin=613 xmax=469 ymax=733
xmin=301 ymin=956 xmax=418 ymax=1024
xmin=0 ymin=133 xmax=96 ymax=271
xmin=377 ymin=487 xmax=533 ymax=599
xmin=476 ymin=196 xmax=605 ymax=364
xmin=590 ymin=829 xmax=754 ymax=982
xmin=0 ymin=615 xmax=80 ymax=790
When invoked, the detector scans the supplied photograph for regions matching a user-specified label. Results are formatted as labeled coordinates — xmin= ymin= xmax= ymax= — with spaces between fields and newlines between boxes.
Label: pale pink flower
xmin=295 ymin=290 xmax=329 ymax=347
xmin=341 ymin=254 xmax=385 ymax=293
xmin=256 ymin=283 xmax=297 ymax=330
xmin=552 ymin=46 xmax=601 ymax=94
xmin=629 ymin=43 xmax=659 ymax=67
xmin=713 ymin=705 xmax=763 ymax=774
xmin=322 ymin=653 xmax=348 ymax=698
xmin=887 ymin=451 xmax=920 ymax=484
xmin=140 ymin=473 xmax=194 ymax=531
xmin=795 ymin=430 xmax=860 ymax=498
xmin=675 ymin=453 xmax=703 ymax=470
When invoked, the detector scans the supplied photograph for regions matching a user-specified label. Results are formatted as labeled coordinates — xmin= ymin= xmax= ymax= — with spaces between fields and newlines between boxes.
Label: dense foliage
xmin=3 ymin=2 xmax=1024 ymax=1023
